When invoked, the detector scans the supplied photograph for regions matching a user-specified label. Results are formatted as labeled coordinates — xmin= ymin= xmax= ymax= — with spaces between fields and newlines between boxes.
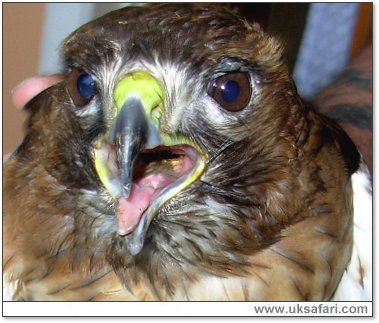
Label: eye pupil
xmin=77 ymin=73 xmax=95 ymax=100
xmin=221 ymin=80 xmax=241 ymax=103
xmin=207 ymin=72 xmax=251 ymax=112
xmin=66 ymin=68 xmax=97 ymax=107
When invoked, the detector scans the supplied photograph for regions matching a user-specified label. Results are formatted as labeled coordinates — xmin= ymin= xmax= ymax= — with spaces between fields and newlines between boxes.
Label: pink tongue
xmin=116 ymin=185 xmax=153 ymax=236
xmin=116 ymin=173 xmax=175 ymax=235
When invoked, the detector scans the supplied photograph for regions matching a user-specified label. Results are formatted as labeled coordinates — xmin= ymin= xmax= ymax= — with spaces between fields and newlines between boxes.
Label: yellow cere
xmin=94 ymin=71 xmax=209 ymax=200
xmin=113 ymin=71 xmax=207 ymax=158
xmin=114 ymin=71 xmax=164 ymax=127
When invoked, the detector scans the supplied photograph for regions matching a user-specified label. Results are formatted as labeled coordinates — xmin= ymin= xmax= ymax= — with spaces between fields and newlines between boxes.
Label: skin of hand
xmin=3 ymin=75 xmax=63 ymax=162
xmin=12 ymin=75 xmax=63 ymax=110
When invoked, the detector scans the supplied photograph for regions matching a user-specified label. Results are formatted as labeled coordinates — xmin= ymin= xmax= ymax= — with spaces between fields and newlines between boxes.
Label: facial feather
xmin=3 ymin=4 xmax=364 ymax=301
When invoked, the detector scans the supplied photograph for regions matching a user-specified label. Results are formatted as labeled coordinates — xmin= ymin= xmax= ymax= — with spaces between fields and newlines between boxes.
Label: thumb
xmin=12 ymin=74 xmax=63 ymax=110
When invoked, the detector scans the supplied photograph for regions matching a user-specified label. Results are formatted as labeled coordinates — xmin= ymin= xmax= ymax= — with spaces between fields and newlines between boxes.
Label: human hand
xmin=4 ymin=75 xmax=63 ymax=162
xmin=12 ymin=74 xmax=63 ymax=110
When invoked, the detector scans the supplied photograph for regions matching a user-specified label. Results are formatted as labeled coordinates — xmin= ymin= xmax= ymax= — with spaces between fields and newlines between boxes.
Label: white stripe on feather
xmin=2 ymin=277 xmax=19 ymax=301
xmin=332 ymin=164 xmax=372 ymax=301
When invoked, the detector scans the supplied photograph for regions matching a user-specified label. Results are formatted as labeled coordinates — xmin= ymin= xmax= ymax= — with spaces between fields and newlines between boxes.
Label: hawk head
xmin=4 ymin=4 xmax=360 ymax=300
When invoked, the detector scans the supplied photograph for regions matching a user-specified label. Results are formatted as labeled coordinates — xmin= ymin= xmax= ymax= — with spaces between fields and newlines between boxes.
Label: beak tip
xmin=122 ymin=183 xmax=132 ymax=198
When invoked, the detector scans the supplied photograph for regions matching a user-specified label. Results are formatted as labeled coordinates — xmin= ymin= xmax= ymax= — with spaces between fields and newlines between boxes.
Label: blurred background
xmin=3 ymin=3 xmax=372 ymax=153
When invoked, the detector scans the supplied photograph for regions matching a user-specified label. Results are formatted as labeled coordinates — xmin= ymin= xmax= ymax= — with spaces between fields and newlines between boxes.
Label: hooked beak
xmin=109 ymin=97 xmax=161 ymax=198
xmin=94 ymin=71 xmax=207 ymax=256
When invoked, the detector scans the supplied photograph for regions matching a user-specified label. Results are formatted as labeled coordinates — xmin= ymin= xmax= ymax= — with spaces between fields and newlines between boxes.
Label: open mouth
xmin=117 ymin=144 xmax=200 ymax=234
xmin=94 ymin=140 xmax=206 ymax=255
xmin=93 ymin=72 xmax=207 ymax=255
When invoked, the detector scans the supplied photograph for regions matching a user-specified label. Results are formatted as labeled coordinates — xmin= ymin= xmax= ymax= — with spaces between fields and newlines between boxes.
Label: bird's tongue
xmin=116 ymin=151 xmax=195 ymax=236
xmin=116 ymin=185 xmax=152 ymax=236
xmin=116 ymin=174 xmax=173 ymax=235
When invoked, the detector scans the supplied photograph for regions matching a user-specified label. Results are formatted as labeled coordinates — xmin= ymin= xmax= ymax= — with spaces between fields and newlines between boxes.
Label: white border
xmin=2 ymin=301 xmax=373 ymax=317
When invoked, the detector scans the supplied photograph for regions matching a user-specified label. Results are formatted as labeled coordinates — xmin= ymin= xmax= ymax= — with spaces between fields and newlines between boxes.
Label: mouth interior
xmin=135 ymin=146 xmax=187 ymax=183
xmin=115 ymin=144 xmax=198 ymax=236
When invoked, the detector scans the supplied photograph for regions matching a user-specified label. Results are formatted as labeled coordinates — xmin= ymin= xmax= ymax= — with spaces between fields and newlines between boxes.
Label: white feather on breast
xmin=332 ymin=164 xmax=372 ymax=301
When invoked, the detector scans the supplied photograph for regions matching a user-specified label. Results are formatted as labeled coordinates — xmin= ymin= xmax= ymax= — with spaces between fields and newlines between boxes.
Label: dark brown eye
xmin=66 ymin=67 xmax=96 ymax=107
xmin=207 ymin=72 xmax=251 ymax=112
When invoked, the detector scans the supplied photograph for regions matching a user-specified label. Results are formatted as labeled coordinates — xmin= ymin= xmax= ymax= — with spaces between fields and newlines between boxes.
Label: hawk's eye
xmin=67 ymin=67 xmax=96 ymax=107
xmin=207 ymin=72 xmax=251 ymax=112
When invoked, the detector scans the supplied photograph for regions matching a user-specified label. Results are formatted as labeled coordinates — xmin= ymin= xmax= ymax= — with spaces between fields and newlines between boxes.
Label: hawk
xmin=3 ymin=4 xmax=372 ymax=301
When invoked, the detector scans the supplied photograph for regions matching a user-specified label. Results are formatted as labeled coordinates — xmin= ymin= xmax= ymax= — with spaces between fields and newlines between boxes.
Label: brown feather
xmin=3 ymin=3 xmax=359 ymax=300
